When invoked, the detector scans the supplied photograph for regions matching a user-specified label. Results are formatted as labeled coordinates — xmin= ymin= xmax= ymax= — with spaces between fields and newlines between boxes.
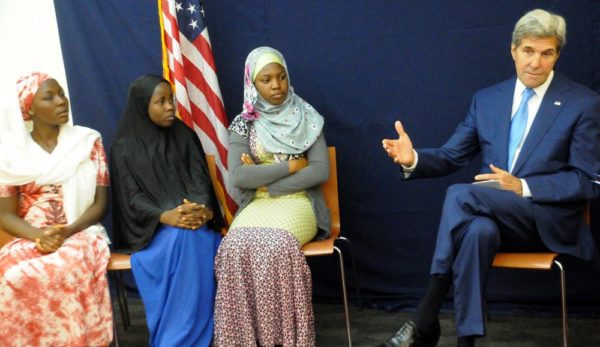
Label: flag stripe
xmin=194 ymin=30 xmax=217 ymax=71
xmin=167 ymin=51 xmax=229 ymax=159
xmin=184 ymin=79 xmax=229 ymax=155
xmin=180 ymin=33 xmax=223 ymax=104
xmin=181 ymin=53 xmax=227 ymax=128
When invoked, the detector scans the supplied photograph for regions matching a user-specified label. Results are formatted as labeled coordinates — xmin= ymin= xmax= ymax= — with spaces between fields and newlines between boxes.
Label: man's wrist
xmin=401 ymin=150 xmax=419 ymax=171
xmin=520 ymin=178 xmax=532 ymax=198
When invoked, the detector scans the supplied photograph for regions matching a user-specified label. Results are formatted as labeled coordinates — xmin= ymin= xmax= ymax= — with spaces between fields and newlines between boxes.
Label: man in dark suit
xmin=379 ymin=9 xmax=600 ymax=347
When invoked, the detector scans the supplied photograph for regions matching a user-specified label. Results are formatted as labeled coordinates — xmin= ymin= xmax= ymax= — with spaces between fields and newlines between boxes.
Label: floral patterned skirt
xmin=0 ymin=232 xmax=112 ymax=347
xmin=214 ymin=226 xmax=315 ymax=347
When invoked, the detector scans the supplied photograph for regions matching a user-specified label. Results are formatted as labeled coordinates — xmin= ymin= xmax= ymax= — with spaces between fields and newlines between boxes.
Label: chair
xmin=301 ymin=147 xmax=360 ymax=347
xmin=491 ymin=203 xmax=590 ymax=347
xmin=206 ymin=147 xmax=361 ymax=347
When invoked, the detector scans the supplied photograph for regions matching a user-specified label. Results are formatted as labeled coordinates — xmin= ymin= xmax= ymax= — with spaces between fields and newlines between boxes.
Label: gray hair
xmin=512 ymin=9 xmax=566 ymax=51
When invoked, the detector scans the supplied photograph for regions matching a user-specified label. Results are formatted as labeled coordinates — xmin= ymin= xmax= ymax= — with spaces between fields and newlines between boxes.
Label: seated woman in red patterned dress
xmin=0 ymin=72 xmax=113 ymax=346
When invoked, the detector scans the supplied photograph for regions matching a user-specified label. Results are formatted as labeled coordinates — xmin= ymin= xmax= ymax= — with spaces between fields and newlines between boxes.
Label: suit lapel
xmin=512 ymin=74 xmax=568 ymax=174
xmin=494 ymin=80 xmax=515 ymax=171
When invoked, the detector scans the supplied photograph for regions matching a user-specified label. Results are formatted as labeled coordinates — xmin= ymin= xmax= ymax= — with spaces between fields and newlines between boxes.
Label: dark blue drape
xmin=54 ymin=0 xmax=600 ymax=311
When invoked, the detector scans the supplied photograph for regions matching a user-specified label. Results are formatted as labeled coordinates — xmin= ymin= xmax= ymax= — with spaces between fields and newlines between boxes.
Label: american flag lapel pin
xmin=554 ymin=101 xmax=561 ymax=106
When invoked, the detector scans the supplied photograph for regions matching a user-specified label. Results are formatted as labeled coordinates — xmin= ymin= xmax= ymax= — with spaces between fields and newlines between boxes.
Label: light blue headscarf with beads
xmin=236 ymin=46 xmax=324 ymax=155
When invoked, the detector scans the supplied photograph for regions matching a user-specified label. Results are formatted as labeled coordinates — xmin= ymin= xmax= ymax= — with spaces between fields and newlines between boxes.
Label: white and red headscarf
xmin=16 ymin=72 xmax=50 ymax=121
xmin=0 ymin=72 xmax=108 ymax=242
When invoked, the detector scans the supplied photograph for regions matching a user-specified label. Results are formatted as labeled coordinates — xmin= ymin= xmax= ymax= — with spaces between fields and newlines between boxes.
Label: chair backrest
xmin=323 ymin=147 xmax=340 ymax=239
xmin=205 ymin=154 xmax=234 ymax=226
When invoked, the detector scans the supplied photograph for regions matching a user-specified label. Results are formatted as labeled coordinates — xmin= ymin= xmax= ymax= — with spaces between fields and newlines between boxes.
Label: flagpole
xmin=157 ymin=0 xmax=171 ymax=83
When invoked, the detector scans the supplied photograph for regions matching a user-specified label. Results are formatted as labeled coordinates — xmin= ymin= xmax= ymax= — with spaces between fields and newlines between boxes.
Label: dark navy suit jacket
xmin=410 ymin=73 xmax=600 ymax=261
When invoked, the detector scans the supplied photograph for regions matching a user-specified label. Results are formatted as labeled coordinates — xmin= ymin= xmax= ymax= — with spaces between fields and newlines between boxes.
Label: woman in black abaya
xmin=110 ymin=75 xmax=221 ymax=347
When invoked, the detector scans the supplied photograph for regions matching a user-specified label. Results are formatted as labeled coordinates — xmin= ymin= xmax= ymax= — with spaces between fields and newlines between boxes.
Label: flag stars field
xmin=187 ymin=4 xmax=196 ymax=14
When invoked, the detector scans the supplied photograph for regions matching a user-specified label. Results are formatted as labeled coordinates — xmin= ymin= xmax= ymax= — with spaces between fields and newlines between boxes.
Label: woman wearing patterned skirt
xmin=214 ymin=47 xmax=330 ymax=347
xmin=0 ymin=72 xmax=113 ymax=346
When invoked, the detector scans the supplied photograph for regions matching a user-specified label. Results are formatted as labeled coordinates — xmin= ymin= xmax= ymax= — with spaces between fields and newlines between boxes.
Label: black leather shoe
xmin=378 ymin=320 xmax=441 ymax=347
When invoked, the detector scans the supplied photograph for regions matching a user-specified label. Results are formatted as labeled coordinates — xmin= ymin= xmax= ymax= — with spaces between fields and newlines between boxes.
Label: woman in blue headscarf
xmin=214 ymin=47 xmax=330 ymax=347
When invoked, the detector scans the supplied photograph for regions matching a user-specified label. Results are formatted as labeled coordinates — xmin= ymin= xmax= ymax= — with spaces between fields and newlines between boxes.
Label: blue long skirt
xmin=131 ymin=224 xmax=221 ymax=347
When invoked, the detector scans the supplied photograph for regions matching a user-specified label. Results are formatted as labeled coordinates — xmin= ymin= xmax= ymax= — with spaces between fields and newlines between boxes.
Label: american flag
xmin=159 ymin=0 xmax=237 ymax=219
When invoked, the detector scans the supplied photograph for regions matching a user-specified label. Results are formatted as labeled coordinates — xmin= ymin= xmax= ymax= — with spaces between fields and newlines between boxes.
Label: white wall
xmin=0 ymin=1 xmax=68 ymax=104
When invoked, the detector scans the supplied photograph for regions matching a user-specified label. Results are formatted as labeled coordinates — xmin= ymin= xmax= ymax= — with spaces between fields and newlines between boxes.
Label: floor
xmin=110 ymin=298 xmax=600 ymax=346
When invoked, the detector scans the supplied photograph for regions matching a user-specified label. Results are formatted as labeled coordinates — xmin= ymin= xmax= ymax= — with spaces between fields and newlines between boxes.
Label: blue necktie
xmin=508 ymin=88 xmax=535 ymax=170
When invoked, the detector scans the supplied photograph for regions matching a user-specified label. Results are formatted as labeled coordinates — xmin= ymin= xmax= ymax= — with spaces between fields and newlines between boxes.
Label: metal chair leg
xmin=111 ymin=271 xmax=131 ymax=330
xmin=106 ymin=273 xmax=120 ymax=347
xmin=334 ymin=246 xmax=352 ymax=347
xmin=116 ymin=271 xmax=131 ymax=330
xmin=554 ymin=260 xmax=568 ymax=347
xmin=337 ymin=236 xmax=363 ymax=309
xmin=112 ymin=308 xmax=120 ymax=347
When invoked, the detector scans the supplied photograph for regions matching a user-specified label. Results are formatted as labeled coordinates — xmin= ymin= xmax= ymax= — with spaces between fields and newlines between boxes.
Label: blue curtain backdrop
xmin=54 ymin=0 xmax=600 ymax=312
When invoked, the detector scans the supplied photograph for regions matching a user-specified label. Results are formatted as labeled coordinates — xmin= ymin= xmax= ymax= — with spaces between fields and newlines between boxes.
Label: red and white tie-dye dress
xmin=0 ymin=139 xmax=113 ymax=347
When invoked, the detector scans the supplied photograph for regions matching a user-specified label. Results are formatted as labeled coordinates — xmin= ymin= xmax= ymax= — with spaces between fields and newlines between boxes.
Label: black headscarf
xmin=110 ymin=75 xmax=220 ymax=252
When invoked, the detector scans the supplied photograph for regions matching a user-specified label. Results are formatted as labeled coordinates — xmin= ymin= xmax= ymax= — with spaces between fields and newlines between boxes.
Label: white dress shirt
xmin=511 ymin=70 xmax=554 ymax=197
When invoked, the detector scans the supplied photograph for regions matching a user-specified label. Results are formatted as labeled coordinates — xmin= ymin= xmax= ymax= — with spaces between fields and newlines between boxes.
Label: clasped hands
xmin=382 ymin=120 xmax=523 ymax=196
xmin=35 ymin=224 xmax=72 ymax=254
xmin=161 ymin=198 xmax=213 ymax=230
